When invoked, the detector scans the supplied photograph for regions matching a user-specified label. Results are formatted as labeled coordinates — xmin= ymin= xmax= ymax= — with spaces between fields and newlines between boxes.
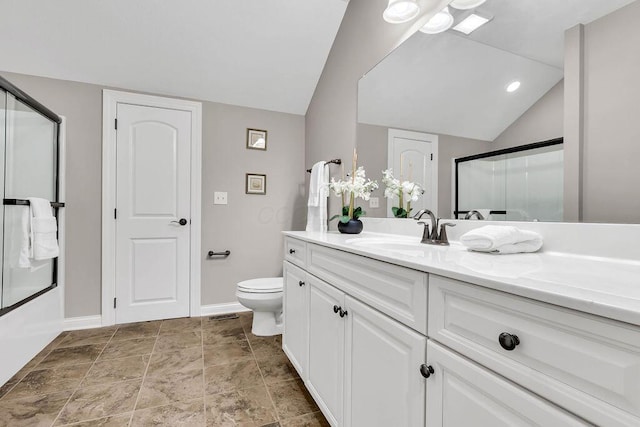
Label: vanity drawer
xmin=429 ymin=275 xmax=640 ymax=427
xmin=307 ymin=243 xmax=427 ymax=335
xmin=284 ymin=237 xmax=306 ymax=268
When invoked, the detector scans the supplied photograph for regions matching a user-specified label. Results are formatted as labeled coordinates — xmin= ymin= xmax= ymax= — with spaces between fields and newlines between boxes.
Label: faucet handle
xmin=438 ymin=222 xmax=456 ymax=245
xmin=417 ymin=221 xmax=430 ymax=243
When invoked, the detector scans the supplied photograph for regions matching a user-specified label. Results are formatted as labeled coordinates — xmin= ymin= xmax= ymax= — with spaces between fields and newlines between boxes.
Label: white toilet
xmin=236 ymin=277 xmax=283 ymax=336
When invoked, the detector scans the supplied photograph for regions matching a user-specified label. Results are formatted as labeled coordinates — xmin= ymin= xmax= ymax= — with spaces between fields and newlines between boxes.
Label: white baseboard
xmin=200 ymin=302 xmax=249 ymax=317
xmin=63 ymin=315 xmax=103 ymax=331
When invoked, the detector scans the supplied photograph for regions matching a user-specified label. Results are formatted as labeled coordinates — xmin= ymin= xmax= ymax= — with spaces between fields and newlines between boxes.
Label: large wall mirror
xmin=357 ymin=0 xmax=640 ymax=223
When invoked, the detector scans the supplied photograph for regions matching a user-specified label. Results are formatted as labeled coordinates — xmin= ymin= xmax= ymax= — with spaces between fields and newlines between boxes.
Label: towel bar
xmin=3 ymin=199 xmax=65 ymax=208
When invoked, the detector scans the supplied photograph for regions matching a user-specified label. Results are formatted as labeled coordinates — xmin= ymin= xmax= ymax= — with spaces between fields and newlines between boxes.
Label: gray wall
xmin=1 ymin=71 xmax=305 ymax=318
xmin=305 ymin=0 xmax=451 ymax=222
xmin=580 ymin=0 xmax=640 ymax=223
xmin=492 ymin=80 xmax=564 ymax=150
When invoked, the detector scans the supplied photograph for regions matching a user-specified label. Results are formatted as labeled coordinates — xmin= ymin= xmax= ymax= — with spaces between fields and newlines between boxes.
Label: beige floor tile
xmin=204 ymin=359 xmax=263 ymax=395
xmin=201 ymin=317 xmax=243 ymax=333
xmin=146 ymin=347 xmax=203 ymax=378
xmin=256 ymin=353 xmax=300 ymax=385
xmin=81 ymin=355 xmax=148 ymax=387
xmin=131 ymin=399 xmax=205 ymax=426
xmin=154 ymin=330 xmax=202 ymax=353
xmin=3 ymin=364 xmax=92 ymax=400
xmin=280 ymin=412 xmax=330 ymax=427
xmin=269 ymin=379 xmax=319 ymax=420
xmin=159 ymin=317 xmax=202 ymax=335
xmin=111 ymin=321 xmax=161 ymax=341
xmin=37 ymin=345 xmax=105 ymax=370
xmin=0 ymin=390 xmax=72 ymax=427
xmin=136 ymin=368 xmax=203 ymax=410
xmin=0 ymin=378 xmax=19 ymax=400
xmin=58 ymin=413 xmax=132 ymax=426
xmin=203 ymin=340 xmax=253 ymax=367
xmin=205 ymin=385 xmax=277 ymax=427
xmin=99 ymin=337 xmax=156 ymax=360
xmin=55 ymin=380 xmax=141 ymax=425
xmin=57 ymin=327 xmax=117 ymax=348
xmin=202 ymin=325 xmax=247 ymax=346
xmin=248 ymin=334 xmax=283 ymax=359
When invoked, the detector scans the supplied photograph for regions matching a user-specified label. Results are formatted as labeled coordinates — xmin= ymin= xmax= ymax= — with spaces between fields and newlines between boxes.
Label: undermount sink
xmin=345 ymin=236 xmax=464 ymax=256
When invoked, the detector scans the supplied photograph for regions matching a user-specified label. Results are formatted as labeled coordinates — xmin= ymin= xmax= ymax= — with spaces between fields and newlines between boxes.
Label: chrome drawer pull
xmin=499 ymin=332 xmax=520 ymax=351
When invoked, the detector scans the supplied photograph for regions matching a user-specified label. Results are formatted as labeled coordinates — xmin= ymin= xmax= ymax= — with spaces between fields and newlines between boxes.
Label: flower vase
xmin=337 ymin=219 xmax=363 ymax=234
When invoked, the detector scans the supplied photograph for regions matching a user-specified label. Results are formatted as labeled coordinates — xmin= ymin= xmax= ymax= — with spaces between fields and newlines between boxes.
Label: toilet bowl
xmin=236 ymin=277 xmax=283 ymax=336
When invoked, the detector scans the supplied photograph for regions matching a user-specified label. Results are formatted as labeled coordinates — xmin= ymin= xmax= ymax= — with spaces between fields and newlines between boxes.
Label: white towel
xmin=27 ymin=197 xmax=59 ymax=261
xmin=306 ymin=162 xmax=329 ymax=232
xmin=460 ymin=225 xmax=543 ymax=254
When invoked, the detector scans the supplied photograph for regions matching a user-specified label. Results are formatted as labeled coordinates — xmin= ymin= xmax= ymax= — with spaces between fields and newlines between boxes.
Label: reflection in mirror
xmin=456 ymin=139 xmax=563 ymax=222
xmin=357 ymin=0 xmax=640 ymax=223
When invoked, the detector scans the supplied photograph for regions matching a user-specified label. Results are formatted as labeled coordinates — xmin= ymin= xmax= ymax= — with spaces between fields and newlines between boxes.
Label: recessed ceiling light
xmin=419 ymin=7 xmax=454 ymax=34
xmin=383 ymin=0 xmax=420 ymax=24
xmin=449 ymin=0 xmax=487 ymax=10
xmin=453 ymin=13 xmax=491 ymax=35
xmin=506 ymin=81 xmax=521 ymax=92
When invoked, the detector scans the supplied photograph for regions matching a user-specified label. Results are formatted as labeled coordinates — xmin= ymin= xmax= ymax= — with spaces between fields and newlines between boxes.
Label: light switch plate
xmin=214 ymin=192 xmax=228 ymax=205
xmin=369 ymin=197 xmax=379 ymax=208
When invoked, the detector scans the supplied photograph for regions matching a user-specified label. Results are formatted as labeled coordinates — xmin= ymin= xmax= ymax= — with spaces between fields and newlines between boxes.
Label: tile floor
xmin=0 ymin=312 xmax=329 ymax=427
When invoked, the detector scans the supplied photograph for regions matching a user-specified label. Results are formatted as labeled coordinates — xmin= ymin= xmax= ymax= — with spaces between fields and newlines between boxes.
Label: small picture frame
xmin=246 ymin=128 xmax=267 ymax=150
xmin=245 ymin=173 xmax=267 ymax=195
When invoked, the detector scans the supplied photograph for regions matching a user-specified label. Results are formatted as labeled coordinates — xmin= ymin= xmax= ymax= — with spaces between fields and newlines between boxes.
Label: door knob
xmin=171 ymin=218 xmax=188 ymax=226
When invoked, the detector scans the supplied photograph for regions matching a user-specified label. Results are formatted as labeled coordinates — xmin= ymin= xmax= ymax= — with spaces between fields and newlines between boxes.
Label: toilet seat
xmin=237 ymin=277 xmax=283 ymax=294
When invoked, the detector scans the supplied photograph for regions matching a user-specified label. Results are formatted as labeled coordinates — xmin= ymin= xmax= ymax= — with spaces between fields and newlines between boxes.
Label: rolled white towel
xmin=460 ymin=225 xmax=543 ymax=254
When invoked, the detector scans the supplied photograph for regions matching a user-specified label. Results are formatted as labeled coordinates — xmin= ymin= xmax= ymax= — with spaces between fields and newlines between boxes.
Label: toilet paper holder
xmin=207 ymin=250 xmax=230 ymax=258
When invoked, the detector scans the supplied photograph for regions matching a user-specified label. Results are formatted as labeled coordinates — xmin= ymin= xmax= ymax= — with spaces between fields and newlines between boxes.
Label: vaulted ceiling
xmin=0 ymin=0 xmax=349 ymax=114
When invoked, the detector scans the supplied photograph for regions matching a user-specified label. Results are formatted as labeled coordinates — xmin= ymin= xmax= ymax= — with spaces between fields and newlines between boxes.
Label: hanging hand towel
xmin=460 ymin=225 xmax=543 ymax=254
xmin=306 ymin=161 xmax=329 ymax=232
xmin=27 ymin=197 xmax=59 ymax=260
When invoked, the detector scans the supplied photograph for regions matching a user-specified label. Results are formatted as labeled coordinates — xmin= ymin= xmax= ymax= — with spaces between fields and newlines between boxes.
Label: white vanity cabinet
xmin=282 ymin=261 xmax=308 ymax=377
xmin=283 ymin=234 xmax=640 ymax=427
xmin=425 ymin=340 xmax=590 ymax=426
xmin=283 ymin=237 xmax=428 ymax=427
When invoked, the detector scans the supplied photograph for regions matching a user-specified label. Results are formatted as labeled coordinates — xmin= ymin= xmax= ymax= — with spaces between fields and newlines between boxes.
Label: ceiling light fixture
xmin=419 ymin=7 xmax=454 ymax=34
xmin=449 ymin=0 xmax=487 ymax=10
xmin=453 ymin=13 xmax=491 ymax=35
xmin=506 ymin=81 xmax=521 ymax=93
xmin=383 ymin=0 xmax=420 ymax=24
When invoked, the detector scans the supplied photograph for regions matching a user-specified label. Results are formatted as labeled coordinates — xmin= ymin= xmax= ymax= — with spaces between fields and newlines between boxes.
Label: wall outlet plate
xmin=369 ymin=197 xmax=379 ymax=208
xmin=214 ymin=192 xmax=228 ymax=205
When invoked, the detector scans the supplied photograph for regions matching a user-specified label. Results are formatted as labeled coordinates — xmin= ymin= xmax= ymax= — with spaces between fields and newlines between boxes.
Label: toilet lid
xmin=237 ymin=277 xmax=283 ymax=293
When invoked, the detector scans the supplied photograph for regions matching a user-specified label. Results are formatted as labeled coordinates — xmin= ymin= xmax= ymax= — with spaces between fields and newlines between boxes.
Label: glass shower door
xmin=1 ymin=92 xmax=57 ymax=309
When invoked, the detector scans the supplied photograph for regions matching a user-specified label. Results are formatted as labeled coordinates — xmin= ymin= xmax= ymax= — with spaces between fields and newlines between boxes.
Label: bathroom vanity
xmin=282 ymin=228 xmax=640 ymax=427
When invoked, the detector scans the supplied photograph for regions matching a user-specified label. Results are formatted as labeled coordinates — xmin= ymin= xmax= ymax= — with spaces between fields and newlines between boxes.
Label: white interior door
xmin=388 ymin=129 xmax=438 ymax=217
xmin=114 ymin=103 xmax=191 ymax=323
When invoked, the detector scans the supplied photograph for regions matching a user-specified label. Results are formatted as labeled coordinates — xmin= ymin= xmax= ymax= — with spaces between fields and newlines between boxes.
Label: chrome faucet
xmin=464 ymin=210 xmax=485 ymax=220
xmin=413 ymin=209 xmax=456 ymax=245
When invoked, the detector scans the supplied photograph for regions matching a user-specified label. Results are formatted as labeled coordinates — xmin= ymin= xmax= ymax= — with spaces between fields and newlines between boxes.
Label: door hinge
xmin=114 ymin=208 xmax=117 ymax=219
xmin=431 ymin=153 xmax=433 ymax=161
xmin=114 ymin=118 xmax=118 ymax=130
xmin=113 ymin=297 xmax=117 ymax=309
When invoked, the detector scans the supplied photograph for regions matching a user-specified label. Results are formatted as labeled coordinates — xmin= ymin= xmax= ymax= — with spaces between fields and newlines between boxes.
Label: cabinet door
xmin=282 ymin=261 xmax=308 ymax=378
xmin=344 ymin=296 xmax=426 ymax=427
xmin=426 ymin=341 xmax=590 ymax=427
xmin=307 ymin=276 xmax=345 ymax=427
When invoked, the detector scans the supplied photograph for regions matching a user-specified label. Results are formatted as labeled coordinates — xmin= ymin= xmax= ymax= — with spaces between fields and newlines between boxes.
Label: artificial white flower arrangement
xmin=382 ymin=168 xmax=423 ymax=218
xmin=328 ymin=150 xmax=378 ymax=224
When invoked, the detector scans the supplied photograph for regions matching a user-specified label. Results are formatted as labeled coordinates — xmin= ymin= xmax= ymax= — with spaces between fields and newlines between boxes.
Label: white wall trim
xmin=200 ymin=302 xmax=250 ymax=317
xmin=101 ymin=90 xmax=203 ymax=326
xmin=387 ymin=129 xmax=439 ymax=217
xmin=64 ymin=315 xmax=103 ymax=331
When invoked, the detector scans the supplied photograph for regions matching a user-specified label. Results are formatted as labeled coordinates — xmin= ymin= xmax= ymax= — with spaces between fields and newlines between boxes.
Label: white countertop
xmin=284 ymin=231 xmax=640 ymax=326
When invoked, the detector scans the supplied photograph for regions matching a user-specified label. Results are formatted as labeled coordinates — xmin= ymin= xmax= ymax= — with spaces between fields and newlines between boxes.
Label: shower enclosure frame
xmin=0 ymin=75 xmax=64 ymax=317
